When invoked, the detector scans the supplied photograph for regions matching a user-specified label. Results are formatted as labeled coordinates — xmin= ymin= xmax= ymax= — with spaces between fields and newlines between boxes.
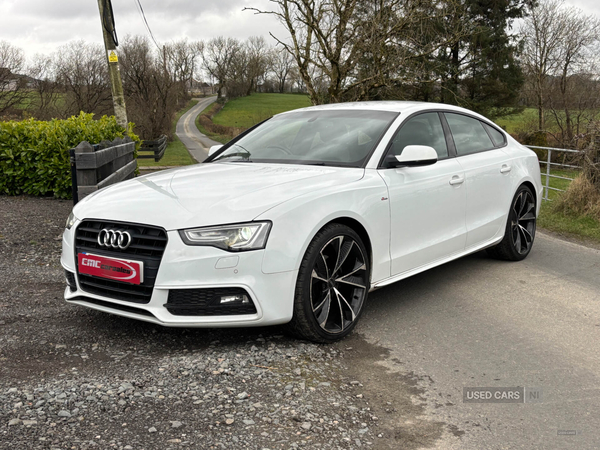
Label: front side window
xmin=388 ymin=112 xmax=448 ymax=159
xmin=445 ymin=113 xmax=495 ymax=156
xmin=212 ymin=110 xmax=398 ymax=167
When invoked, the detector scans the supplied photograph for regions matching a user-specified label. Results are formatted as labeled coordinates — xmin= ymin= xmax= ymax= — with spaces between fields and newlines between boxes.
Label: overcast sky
xmin=1 ymin=0 xmax=599 ymax=61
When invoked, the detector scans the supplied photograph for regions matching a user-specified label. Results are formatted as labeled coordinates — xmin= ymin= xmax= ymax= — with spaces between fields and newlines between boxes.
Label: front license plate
xmin=78 ymin=252 xmax=144 ymax=285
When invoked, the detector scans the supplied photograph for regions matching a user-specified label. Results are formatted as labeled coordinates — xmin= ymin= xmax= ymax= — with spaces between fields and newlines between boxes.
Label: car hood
xmin=73 ymin=162 xmax=364 ymax=230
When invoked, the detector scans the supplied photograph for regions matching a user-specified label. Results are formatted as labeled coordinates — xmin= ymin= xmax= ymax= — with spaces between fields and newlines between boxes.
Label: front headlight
xmin=65 ymin=212 xmax=78 ymax=230
xmin=179 ymin=221 xmax=272 ymax=251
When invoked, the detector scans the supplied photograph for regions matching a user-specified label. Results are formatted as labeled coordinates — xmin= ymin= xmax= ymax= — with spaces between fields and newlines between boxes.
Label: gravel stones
xmin=0 ymin=196 xmax=384 ymax=449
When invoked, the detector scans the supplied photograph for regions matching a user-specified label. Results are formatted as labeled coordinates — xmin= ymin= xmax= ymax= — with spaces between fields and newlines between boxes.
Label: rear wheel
xmin=285 ymin=224 xmax=370 ymax=343
xmin=487 ymin=185 xmax=536 ymax=261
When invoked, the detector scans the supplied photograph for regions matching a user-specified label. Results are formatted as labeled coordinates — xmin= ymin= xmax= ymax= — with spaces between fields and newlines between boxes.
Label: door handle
xmin=449 ymin=175 xmax=464 ymax=185
xmin=500 ymin=164 xmax=512 ymax=173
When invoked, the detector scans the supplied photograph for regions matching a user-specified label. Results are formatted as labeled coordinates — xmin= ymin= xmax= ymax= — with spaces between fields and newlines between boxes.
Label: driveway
xmin=357 ymin=232 xmax=600 ymax=449
xmin=176 ymin=96 xmax=220 ymax=163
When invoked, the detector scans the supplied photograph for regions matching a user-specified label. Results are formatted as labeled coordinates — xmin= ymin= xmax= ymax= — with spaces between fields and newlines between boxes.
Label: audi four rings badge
xmin=97 ymin=229 xmax=132 ymax=250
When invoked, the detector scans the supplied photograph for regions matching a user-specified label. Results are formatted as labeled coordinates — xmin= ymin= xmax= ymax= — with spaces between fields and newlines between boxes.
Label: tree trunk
xmin=536 ymin=75 xmax=544 ymax=131
xmin=560 ymin=66 xmax=572 ymax=142
xmin=449 ymin=43 xmax=459 ymax=104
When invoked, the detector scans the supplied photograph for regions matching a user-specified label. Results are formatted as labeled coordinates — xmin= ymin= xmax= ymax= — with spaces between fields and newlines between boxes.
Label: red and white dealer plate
xmin=77 ymin=252 xmax=144 ymax=285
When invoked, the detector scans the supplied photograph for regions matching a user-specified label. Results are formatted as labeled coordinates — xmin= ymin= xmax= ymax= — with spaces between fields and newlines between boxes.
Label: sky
xmin=0 ymin=0 xmax=288 ymax=60
xmin=0 ymin=0 xmax=599 ymax=62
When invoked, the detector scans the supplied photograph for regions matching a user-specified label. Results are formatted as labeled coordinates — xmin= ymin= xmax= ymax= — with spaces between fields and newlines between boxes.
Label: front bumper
xmin=61 ymin=226 xmax=297 ymax=327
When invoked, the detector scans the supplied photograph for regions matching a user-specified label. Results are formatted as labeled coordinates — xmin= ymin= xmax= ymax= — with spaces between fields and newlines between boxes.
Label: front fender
xmin=257 ymin=170 xmax=391 ymax=284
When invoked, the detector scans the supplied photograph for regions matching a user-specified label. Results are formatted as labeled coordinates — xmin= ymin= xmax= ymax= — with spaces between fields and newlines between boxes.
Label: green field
xmin=137 ymin=100 xmax=196 ymax=168
xmin=495 ymin=107 xmax=600 ymax=135
xmin=212 ymin=93 xmax=312 ymax=128
xmin=196 ymin=93 xmax=312 ymax=144
xmin=495 ymin=108 xmax=539 ymax=134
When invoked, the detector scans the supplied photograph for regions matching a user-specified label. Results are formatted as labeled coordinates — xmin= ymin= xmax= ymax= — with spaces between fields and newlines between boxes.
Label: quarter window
xmin=483 ymin=123 xmax=506 ymax=147
xmin=445 ymin=113 xmax=495 ymax=156
xmin=389 ymin=113 xmax=448 ymax=159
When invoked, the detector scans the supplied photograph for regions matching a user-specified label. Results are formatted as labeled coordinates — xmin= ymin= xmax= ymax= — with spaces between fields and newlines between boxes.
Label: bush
xmin=553 ymin=146 xmax=600 ymax=221
xmin=0 ymin=113 xmax=133 ymax=199
xmin=553 ymin=175 xmax=600 ymax=221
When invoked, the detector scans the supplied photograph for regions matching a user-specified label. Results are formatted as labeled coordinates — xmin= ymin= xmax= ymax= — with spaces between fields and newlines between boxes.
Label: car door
xmin=443 ymin=113 xmax=513 ymax=249
xmin=378 ymin=112 xmax=467 ymax=276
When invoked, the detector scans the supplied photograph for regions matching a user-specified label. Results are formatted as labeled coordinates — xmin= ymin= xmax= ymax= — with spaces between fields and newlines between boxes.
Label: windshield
xmin=212 ymin=109 xmax=398 ymax=167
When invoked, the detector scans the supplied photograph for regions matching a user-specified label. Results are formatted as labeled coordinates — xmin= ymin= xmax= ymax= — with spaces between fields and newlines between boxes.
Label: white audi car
xmin=61 ymin=101 xmax=542 ymax=342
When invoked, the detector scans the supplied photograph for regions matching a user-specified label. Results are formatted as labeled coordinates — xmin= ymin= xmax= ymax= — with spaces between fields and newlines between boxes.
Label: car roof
xmin=275 ymin=100 xmax=494 ymax=124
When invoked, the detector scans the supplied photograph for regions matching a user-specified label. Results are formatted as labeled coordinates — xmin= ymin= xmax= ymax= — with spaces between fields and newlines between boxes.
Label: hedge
xmin=0 ymin=113 xmax=137 ymax=199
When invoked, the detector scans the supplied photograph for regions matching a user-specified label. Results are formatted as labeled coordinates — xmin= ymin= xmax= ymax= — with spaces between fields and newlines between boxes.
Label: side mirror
xmin=386 ymin=145 xmax=438 ymax=168
xmin=208 ymin=145 xmax=223 ymax=157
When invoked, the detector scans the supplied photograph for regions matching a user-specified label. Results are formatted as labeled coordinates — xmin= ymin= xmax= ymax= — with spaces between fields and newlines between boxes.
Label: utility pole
xmin=97 ymin=0 xmax=128 ymax=131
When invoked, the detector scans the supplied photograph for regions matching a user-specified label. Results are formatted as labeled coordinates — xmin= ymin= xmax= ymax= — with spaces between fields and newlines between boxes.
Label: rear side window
xmin=483 ymin=123 xmax=506 ymax=147
xmin=445 ymin=113 xmax=494 ymax=156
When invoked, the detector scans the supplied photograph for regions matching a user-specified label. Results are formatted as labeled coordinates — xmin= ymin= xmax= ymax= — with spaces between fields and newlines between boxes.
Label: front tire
xmin=285 ymin=224 xmax=370 ymax=343
xmin=487 ymin=184 xmax=537 ymax=261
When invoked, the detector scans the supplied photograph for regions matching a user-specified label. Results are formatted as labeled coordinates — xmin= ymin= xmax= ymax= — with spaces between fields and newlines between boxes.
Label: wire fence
xmin=526 ymin=145 xmax=582 ymax=201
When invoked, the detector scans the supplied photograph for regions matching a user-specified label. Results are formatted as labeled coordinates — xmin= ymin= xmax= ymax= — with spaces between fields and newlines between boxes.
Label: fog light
xmin=219 ymin=294 xmax=249 ymax=304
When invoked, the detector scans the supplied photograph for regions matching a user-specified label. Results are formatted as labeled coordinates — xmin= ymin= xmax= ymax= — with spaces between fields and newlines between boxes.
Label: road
xmin=356 ymin=232 xmax=600 ymax=449
xmin=176 ymin=96 xmax=220 ymax=163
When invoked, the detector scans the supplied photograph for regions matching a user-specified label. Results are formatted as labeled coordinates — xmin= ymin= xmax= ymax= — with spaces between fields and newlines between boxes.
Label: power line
xmin=133 ymin=0 xmax=161 ymax=51
xmin=102 ymin=0 xmax=119 ymax=47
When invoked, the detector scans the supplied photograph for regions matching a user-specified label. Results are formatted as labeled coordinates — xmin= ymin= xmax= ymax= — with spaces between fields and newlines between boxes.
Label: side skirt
xmin=369 ymin=235 xmax=504 ymax=291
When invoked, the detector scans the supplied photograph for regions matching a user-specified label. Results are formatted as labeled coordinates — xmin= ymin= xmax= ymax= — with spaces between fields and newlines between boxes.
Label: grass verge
xmin=538 ymin=168 xmax=600 ymax=244
xmin=196 ymin=102 xmax=231 ymax=144
xmin=137 ymin=99 xmax=197 ymax=168
xmin=538 ymin=203 xmax=600 ymax=243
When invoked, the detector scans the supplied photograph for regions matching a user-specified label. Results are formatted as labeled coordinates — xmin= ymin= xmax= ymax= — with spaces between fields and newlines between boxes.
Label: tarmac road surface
xmin=175 ymin=96 xmax=220 ymax=163
xmin=357 ymin=231 xmax=600 ymax=449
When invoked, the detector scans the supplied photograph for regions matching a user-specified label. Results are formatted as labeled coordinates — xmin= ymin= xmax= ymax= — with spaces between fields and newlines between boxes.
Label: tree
xmin=119 ymin=35 xmax=183 ymax=139
xmin=54 ymin=40 xmax=112 ymax=116
xmin=246 ymin=0 xmax=472 ymax=105
xmin=271 ymin=49 xmax=294 ymax=93
xmin=246 ymin=0 xmax=361 ymax=104
xmin=202 ymin=37 xmax=240 ymax=99
xmin=548 ymin=8 xmax=600 ymax=143
xmin=0 ymin=40 xmax=26 ymax=117
xmin=244 ymin=36 xmax=272 ymax=95
xmin=521 ymin=0 xmax=570 ymax=131
xmin=440 ymin=0 xmax=528 ymax=118
xmin=27 ymin=54 xmax=61 ymax=120
xmin=165 ymin=39 xmax=204 ymax=90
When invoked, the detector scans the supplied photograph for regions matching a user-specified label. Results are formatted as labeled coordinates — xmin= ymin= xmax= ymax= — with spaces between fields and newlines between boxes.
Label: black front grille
xmin=165 ymin=288 xmax=257 ymax=316
xmin=75 ymin=220 xmax=168 ymax=304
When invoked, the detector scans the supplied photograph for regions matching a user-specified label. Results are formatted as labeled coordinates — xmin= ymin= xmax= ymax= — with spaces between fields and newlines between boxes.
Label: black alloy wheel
xmin=511 ymin=189 xmax=536 ymax=255
xmin=285 ymin=224 xmax=370 ymax=343
xmin=487 ymin=185 xmax=537 ymax=261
